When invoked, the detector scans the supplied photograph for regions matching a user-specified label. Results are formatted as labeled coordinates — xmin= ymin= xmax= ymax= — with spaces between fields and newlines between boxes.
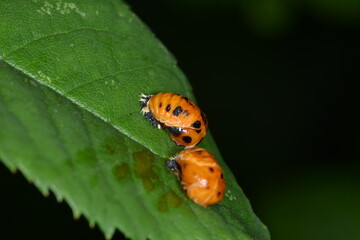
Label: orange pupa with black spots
xmin=140 ymin=93 xmax=208 ymax=147
xmin=166 ymin=147 xmax=226 ymax=207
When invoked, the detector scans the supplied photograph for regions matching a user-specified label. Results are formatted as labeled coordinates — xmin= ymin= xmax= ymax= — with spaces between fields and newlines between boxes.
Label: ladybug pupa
xmin=140 ymin=93 xmax=208 ymax=147
xmin=166 ymin=147 xmax=226 ymax=207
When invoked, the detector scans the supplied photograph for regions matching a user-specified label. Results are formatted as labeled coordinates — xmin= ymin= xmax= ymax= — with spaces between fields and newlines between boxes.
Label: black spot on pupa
xmin=182 ymin=136 xmax=192 ymax=143
xmin=209 ymin=167 xmax=214 ymax=172
xmin=201 ymin=111 xmax=207 ymax=124
xmin=172 ymin=106 xmax=183 ymax=116
xmin=182 ymin=96 xmax=189 ymax=102
xmin=159 ymin=102 xmax=162 ymax=108
xmin=221 ymin=173 xmax=224 ymax=179
xmin=166 ymin=127 xmax=182 ymax=137
xmin=192 ymin=121 xmax=201 ymax=128
xmin=217 ymin=192 xmax=222 ymax=197
xmin=195 ymin=129 xmax=201 ymax=134
xmin=166 ymin=105 xmax=171 ymax=111
xmin=182 ymin=110 xmax=189 ymax=116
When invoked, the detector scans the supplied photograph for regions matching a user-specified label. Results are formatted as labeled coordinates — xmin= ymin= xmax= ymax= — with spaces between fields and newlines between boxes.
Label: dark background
xmin=1 ymin=0 xmax=359 ymax=239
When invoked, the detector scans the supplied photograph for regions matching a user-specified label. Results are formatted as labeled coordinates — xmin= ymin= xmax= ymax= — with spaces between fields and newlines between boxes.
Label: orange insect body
xmin=168 ymin=128 xmax=204 ymax=147
xmin=140 ymin=93 xmax=208 ymax=147
xmin=148 ymin=93 xmax=206 ymax=129
xmin=167 ymin=147 xmax=226 ymax=207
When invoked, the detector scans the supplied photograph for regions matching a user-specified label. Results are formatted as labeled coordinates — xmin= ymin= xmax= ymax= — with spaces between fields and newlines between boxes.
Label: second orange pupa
xmin=166 ymin=147 xmax=226 ymax=207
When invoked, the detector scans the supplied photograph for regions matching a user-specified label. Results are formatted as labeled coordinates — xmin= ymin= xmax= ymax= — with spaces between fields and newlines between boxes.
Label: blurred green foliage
xmin=256 ymin=170 xmax=360 ymax=240
xmin=155 ymin=0 xmax=360 ymax=33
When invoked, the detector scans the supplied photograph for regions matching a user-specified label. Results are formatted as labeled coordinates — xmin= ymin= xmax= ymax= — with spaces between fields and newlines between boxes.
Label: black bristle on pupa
xmin=139 ymin=94 xmax=152 ymax=108
xmin=144 ymin=112 xmax=158 ymax=127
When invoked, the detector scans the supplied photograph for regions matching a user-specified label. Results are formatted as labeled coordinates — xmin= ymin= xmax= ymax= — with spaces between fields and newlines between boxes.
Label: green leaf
xmin=0 ymin=1 xmax=270 ymax=240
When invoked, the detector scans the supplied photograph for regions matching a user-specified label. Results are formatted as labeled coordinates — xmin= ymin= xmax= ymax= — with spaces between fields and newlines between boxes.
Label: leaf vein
xmin=1 ymin=27 xmax=132 ymax=60
xmin=64 ymin=63 xmax=162 ymax=95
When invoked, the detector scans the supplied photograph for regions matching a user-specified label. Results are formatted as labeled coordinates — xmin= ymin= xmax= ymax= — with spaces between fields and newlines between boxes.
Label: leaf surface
xmin=0 ymin=1 xmax=270 ymax=239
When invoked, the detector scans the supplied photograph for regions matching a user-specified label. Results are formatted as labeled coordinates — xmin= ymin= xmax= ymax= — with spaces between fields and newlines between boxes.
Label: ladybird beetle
xmin=140 ymin=93 xmax=208 ymax=147
xmin=166 ymin=147 xmax=226 ymax=207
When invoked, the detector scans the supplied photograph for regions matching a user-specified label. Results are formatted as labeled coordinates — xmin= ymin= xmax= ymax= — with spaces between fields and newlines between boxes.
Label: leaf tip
xmin=72 ymin=210 xmax=81 ymax=220
xmin=40 ymin=187 xmax=50 ymax=197
xmin=104 ymin=229 xmax=115 ymax=240
xmin=10 ymin=167 xmax=18 ymax=174
xmin=53 ymin=192 xmax=63 ymax=203
xmin=89 ymin=220 xmax=95 ymax=229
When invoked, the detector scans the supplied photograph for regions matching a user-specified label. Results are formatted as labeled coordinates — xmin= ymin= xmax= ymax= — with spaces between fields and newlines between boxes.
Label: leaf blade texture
xmin=0 ymin=1 xmax=270 ymax=239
